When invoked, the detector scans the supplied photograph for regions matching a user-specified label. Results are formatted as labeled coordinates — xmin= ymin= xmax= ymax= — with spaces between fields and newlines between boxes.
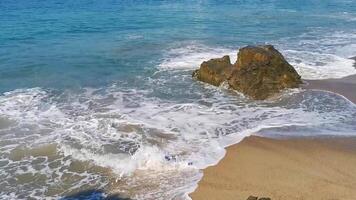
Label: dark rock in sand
xmin=258 ymin=198 xmax=271 ymax=200
xmin=192 ymin=55 xmax=232 ymax=86
xmin=350 ymin=56 xmax=356 ymax=68
xmin=246 ymin=196 xmax=258 ymax=200
xmin=193 ymin=45 xmax=302 ymax=100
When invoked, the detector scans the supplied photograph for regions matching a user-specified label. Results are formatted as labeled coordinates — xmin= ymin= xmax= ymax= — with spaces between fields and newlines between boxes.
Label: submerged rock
xmin=193 ymin=45 xmax=302 ymax=100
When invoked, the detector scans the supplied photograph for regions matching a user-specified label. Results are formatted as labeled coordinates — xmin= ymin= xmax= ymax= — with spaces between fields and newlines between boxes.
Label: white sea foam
xmin=283 ymin=50 xmax=356 ymax=79
xmin=278 ymin=31 xmax=356 ymax=79
xmin=0 ymin=81 xmax=355 ymax=199
xmin=158 ymin=37 xmax=356 ymax=80
xmin=159 ymin=42 xmax=237 ymax=70
xmin=1 ymin=32 xmax=355 ymax=200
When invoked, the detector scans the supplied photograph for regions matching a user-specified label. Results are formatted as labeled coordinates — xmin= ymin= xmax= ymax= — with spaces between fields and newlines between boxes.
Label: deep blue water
xmin=1 ymin=0 xmax=355 ymax=92
xmin=0 ymin=1 xmax=356 ymax=199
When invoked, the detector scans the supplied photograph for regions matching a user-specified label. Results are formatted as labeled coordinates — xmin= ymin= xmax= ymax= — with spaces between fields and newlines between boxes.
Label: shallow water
xmin=0 ymin=0 xmax=356 ymax=199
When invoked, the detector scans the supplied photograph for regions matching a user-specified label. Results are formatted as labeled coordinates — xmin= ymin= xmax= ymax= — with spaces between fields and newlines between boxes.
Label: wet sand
xmin=304 ymin=74 xmax=356 ymax=103
xmin=190 ymin=136 xmax=356 ymax=200
xmin=304 ymin=57 xmax=356 ymax=103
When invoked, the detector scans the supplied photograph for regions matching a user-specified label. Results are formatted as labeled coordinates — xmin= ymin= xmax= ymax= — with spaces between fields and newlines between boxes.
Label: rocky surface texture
xmin=193 ymin=45 xmax=302 ymax=100
xmin=192 ymin=55 xmax=232 ymax=86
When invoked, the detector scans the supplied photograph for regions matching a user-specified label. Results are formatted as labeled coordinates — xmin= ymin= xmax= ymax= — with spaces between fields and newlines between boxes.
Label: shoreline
xmin=303 ymin=74 xmax=356 ymax=104
xmin=303 ymin=57 xmax=355 ymax=104
xmin=189 ymin=74 xmax=356 ymax=200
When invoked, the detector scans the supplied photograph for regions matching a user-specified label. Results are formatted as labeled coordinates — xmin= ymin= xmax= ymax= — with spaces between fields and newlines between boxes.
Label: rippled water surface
xmin=0 ymin=0 xmax=356 ymax=199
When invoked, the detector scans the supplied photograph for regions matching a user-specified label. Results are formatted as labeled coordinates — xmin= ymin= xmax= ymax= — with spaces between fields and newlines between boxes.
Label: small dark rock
xmin=246 ymin=196 xmax=258 ymax=200
xmin=258 ymin=198 xmax=271 ymax=200
xmin=350 ymin=56 xmax=356 ymax=68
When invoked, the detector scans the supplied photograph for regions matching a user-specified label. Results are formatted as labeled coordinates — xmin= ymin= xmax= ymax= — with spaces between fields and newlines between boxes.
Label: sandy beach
xmin=190 ymin=136 xmax=356 ymax=200
xmin=190 ymin=75 xmax=356 ymax=200
xmin=2 ymin=1 xmax=356 ymax=199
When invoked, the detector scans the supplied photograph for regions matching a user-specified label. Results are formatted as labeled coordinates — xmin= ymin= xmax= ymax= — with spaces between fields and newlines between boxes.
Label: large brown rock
xmin=228 ymin=45 xmax=302 ymax=99
xmin=193 ymin=45 xmax=302 ymax=100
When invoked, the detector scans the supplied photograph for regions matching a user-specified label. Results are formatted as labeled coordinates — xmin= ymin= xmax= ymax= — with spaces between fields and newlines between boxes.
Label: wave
xmin=0 ymin=85 xmax=355 ymax=199
xmin=1 ymin=32 xmax=356 ymax=200
xmin=280 ymin=30 xmax=356 ymax=79
xmin=158 ymin=42 xmax=237 ymax=71
xmin=284 ymin=50 xmax=355 ymax=79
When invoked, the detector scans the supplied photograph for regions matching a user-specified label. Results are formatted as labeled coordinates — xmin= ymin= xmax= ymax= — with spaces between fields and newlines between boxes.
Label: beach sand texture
xmin=190 ymin=136 xmax=356 ymax=200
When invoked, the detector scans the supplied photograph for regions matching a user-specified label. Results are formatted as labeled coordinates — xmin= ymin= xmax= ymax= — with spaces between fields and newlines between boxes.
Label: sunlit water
xmin=0 ymin=0 xmax=356 ymax=199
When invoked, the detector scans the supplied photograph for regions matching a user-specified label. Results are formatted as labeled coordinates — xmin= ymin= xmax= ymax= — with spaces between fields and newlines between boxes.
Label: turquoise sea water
xmin=0 ymin=0 xmax=356 ymax=199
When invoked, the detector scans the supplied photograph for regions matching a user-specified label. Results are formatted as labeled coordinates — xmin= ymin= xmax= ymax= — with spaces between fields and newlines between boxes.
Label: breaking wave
xmin=0 ymin=82 xmax=355 ymax=199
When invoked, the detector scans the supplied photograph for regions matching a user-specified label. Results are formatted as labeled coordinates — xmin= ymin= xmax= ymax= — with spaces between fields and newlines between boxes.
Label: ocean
xmin=0 ymin=0 xmax=356 ymax=199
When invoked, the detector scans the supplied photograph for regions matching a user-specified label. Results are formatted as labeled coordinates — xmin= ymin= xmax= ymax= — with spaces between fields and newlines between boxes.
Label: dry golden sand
xmin=190 ymin=136 xmax=356 ymax=200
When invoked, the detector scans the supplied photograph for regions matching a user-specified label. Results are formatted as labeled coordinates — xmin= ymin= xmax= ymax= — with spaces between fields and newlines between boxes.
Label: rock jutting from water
xmin=192 ymin=45 xmax=302 ymax=100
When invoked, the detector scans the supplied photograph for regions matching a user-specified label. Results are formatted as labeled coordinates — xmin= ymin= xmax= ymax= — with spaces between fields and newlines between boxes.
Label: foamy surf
xmin=0 ymin=82 xmax=355 ymax=199
xmin=279 ymin=30 xmax=356 ymax=79
xmin=1 ymin=0 xmax=356 ymax=199
xmin=158 ymin=37 xmax=356 ymax=80
xmin=284 ymin=50 xmax=356 ymax=79
xmin=158 ymin=42 xmax=238 ymax=71
xmin=1 ymin=40 xmax=356 ymax=199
